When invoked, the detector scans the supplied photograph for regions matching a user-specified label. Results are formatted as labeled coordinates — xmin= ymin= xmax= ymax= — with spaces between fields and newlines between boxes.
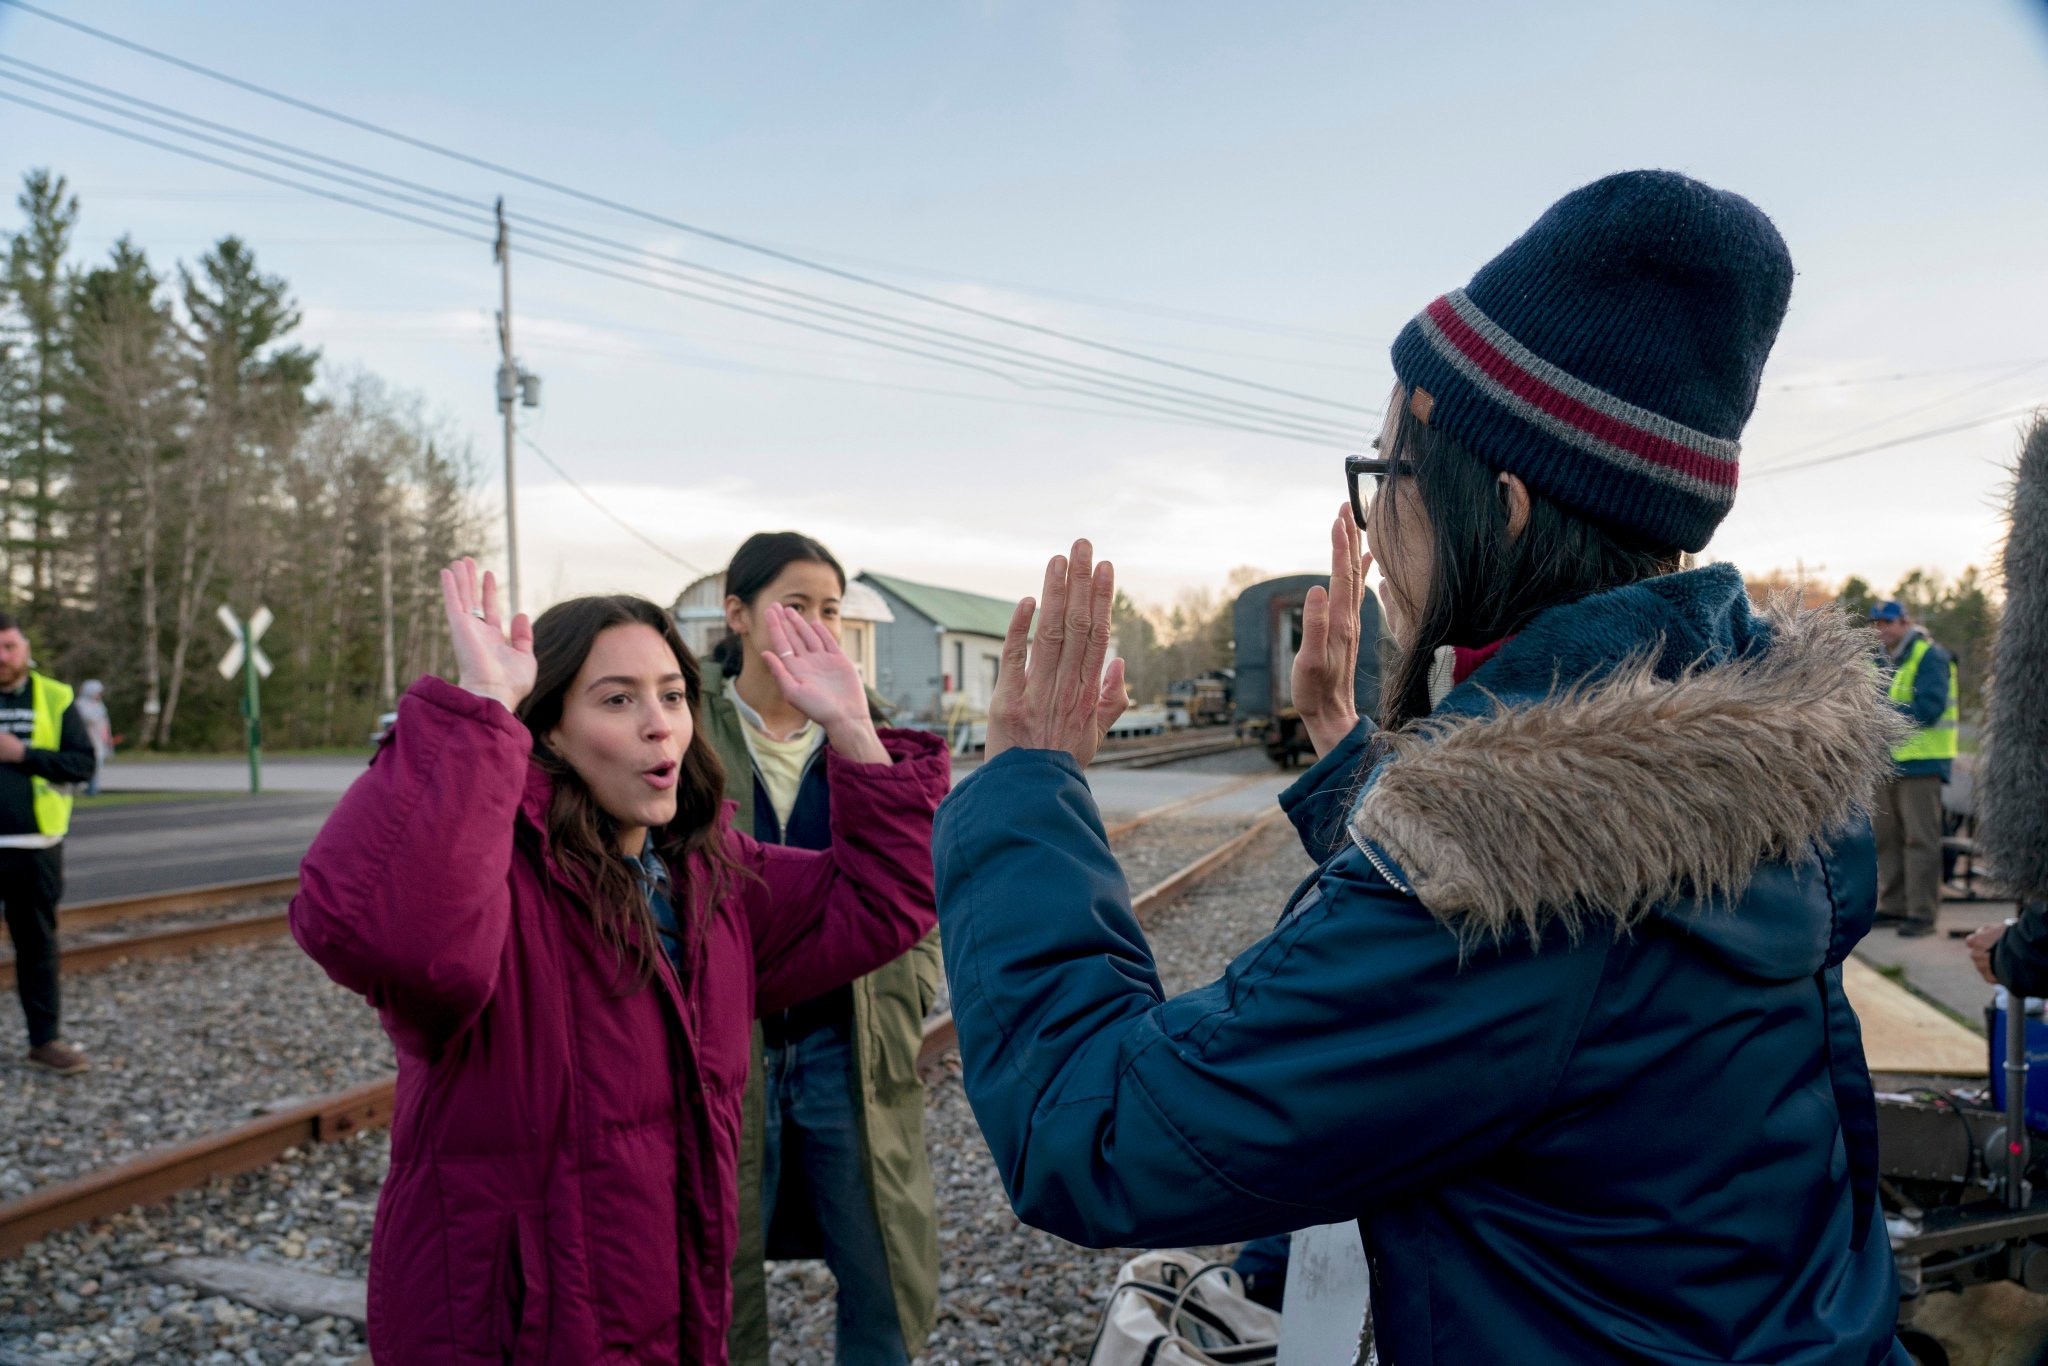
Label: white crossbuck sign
xmin=216 ymin=604 xmax=275 ymax=680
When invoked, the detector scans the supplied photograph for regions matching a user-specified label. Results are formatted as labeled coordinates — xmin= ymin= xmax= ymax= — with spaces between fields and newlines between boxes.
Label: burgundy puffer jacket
xmin=290 ymin=677 xmax=947 ymax=1363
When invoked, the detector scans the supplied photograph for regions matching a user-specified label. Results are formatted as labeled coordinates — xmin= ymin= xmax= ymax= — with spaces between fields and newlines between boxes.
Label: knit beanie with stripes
xmin=1389 ymin=170 xmax=1793 ymax=553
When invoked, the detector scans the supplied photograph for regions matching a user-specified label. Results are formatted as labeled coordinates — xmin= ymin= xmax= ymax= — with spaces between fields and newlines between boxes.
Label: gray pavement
xmin=61 ymin=744 xmax=1296 ymax=904
xmin=1078 ymin=745 xmax=1292 ymax=819
xmin=1855 ymin=892 xmax=2013 ymax=1032
xmin=65 ymin=793 xmax=342 ymax=902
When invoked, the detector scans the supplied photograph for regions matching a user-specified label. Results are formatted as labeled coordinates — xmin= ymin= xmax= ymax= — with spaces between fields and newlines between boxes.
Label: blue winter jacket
xmin=935 ymin=566 xmax=1910 ymax=1365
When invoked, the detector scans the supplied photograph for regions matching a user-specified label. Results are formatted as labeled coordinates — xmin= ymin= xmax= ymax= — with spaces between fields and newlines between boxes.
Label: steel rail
xmin=1 ymin=910 xmax=294 ymax=989
xmin=0 ymin=1078 xmax=395 ymax=1257
xmin=62 ymin=875 xmax=301 ymax=931
xmin=1090 ymin=734 xmax=1251 ymax=769
xmin=0 ymin=797 xmax=1287 ymax=1254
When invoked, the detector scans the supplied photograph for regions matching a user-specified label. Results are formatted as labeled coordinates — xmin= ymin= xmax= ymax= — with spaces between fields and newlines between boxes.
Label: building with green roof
xmin=857 ymin=571 xmax=1019 ymax=722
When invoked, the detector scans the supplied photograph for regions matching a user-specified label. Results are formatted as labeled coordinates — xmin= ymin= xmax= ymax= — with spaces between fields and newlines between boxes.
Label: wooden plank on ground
xmin=154 ymin=1256 xmax=367 ymax=1322
xmin=1842 ymin=955 xmax=1985 ymax=1076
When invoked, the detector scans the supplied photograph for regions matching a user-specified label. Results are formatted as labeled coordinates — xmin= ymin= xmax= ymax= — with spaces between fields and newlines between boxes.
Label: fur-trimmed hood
xmin=1348 ymin=565 xmax=1907 ymax=963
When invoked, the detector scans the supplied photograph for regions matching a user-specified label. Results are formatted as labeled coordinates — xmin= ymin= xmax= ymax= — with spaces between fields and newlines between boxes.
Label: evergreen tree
xmin=2 ymin=169 xmax=79 ymax=611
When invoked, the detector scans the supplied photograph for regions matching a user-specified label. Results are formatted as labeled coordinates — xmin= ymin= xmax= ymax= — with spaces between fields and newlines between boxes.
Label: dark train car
xmin=1232 ymin=574 xmax=1381 ymax=767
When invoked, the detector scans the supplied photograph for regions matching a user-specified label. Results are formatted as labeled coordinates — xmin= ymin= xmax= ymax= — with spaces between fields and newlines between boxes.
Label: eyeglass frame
xmin=1345 ymin=442 xmax=1418 ymax=530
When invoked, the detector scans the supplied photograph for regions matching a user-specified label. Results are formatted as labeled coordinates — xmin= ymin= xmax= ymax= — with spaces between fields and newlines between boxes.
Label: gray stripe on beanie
xmin=1438 ymin=291 xmax=1740 ymax=465
xmin=1415 ymin=306 xmax=1737 ymax=505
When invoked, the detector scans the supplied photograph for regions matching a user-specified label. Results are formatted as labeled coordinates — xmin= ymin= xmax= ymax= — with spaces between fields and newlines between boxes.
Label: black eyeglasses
xmin=1345 ymin=445 xmax=1416 ymax=529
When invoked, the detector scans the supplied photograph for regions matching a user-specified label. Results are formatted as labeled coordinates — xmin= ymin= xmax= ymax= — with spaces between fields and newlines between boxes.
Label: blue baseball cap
xmin=1869 ymin=600 xmax=1906 ymax=622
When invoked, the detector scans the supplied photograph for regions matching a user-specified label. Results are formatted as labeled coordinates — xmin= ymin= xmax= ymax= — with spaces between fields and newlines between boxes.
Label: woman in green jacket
xmin=710 ymin=531 xmax=942 ymax=1365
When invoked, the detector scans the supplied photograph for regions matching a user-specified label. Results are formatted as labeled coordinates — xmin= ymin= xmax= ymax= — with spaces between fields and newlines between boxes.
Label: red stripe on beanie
xmin=1424 ymin=297 xmax=1739 ymax=489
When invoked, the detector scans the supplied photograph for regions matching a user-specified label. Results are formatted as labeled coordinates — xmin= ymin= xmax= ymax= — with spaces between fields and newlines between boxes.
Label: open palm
xmin=1292 ymin=506 xmax=1372 ymax=757
xmin=440 ymin=557 xmax=535 ymax=709
xmin=760 ymin=604 xmax=868 ymax=730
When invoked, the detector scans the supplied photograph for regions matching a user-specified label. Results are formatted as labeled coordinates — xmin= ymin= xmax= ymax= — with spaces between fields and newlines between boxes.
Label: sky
xmin=3 ymin=0 xmax=2046 ymax=615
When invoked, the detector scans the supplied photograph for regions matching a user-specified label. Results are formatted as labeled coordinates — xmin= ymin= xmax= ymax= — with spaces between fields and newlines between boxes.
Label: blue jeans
xmin=762 ymin=1021 xmax=908 ymax=1366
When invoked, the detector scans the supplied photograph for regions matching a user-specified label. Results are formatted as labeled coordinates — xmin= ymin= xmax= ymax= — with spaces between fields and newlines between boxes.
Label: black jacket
xmin=1992 ymin=901 xmax=2048 ymax=997
xmin=0 ymin=677 xmax=97 ymax=837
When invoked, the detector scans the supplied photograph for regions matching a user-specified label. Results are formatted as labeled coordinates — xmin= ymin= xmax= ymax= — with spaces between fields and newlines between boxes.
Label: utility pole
xmin=494 ymin=197 xmax=522 ymax=618
xmin=492 ymin=198 xmax=541 ymax=618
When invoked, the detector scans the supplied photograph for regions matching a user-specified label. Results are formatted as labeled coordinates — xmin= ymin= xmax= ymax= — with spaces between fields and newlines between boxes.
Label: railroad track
xmin=0 ymin=779 xmax=1286 ymax=1256
xmin=0 ymin=876 xmax=300 ymax=991
xmin=7 ymin=775 xmax=1275 ymax=989
xmin=1089 ymin=732 xmax=1251 ymax=769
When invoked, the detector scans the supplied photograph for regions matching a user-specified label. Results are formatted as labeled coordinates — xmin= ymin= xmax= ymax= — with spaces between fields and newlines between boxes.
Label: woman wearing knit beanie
xmin=933 ymin=171 xmax=1911 ymax=1364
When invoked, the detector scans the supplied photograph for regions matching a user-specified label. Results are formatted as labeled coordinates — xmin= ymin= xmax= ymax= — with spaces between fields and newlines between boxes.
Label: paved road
xmin=65 ymin=794 xmax=342 ymax=903
xmin=62 ymin=745 xmax=1294 ymax=903
xmin=98 ymin=755 xmax=369 ymax=796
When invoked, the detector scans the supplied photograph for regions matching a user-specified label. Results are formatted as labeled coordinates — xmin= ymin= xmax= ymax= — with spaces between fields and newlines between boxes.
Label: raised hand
xmin=985 ymin=539 xmax=1128 ymax=767
xmin=439 ymin=557 xmax=535 ymax=711
xmin=761 ymin=604 xmax=889 ymax=764
xmin=1293 ymin=505 xmax=1373 ymax=757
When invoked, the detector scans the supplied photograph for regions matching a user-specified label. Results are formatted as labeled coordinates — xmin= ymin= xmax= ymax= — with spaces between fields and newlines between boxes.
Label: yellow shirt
xmin=730 ymin=690 xmax=826 ymax=833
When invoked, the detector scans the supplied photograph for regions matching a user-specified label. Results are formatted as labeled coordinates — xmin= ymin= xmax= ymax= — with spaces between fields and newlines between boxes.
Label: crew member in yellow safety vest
xmin=0 ymin=613 xmax=99 ymax=1074
xmin=1869 ymin=599 xmax=1958 ymax=939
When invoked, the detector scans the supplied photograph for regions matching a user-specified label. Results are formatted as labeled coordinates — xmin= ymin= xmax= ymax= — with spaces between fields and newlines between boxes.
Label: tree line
xmin=0 ymin=169 xmax=487 ymax=752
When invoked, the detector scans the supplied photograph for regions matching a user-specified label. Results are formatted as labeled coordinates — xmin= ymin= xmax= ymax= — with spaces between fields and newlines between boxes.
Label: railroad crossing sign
xmin=216 ymin=604 xmax=274 ymax=680
xmin=217 ymin=604 xmax=274 ymax=794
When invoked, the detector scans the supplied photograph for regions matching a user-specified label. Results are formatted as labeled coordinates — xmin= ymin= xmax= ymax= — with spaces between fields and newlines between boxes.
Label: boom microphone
xmin=1979 ymin=411 xmax=2048 ymax=903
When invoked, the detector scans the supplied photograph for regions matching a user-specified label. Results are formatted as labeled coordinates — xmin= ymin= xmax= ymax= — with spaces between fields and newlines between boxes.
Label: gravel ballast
xmin=0 ymin=1132 xmax=385 ymax=1364
xmin=2 ymin=805 xmax=1313 ymax=1364
xmin=0 ymin=935 xmax=392 ymax=1199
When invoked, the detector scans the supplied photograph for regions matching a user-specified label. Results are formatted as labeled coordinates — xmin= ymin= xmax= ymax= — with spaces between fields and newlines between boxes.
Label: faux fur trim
xmin=1349 ymin=601 xmax=1910 ymax=938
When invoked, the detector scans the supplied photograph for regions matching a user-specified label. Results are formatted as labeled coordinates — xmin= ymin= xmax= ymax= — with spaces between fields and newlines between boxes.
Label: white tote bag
xmin=1085 ymin=1250 xmax=1282 ymax=1366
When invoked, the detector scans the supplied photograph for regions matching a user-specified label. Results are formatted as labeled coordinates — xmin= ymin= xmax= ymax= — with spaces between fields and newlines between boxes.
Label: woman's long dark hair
xmin=1375 ymin=397 xmax=1684 ymax=730
xmin=516 ymin=594 xmax=744 ymax=990
xmin=710 ymin=531 xmax=847 ymax=677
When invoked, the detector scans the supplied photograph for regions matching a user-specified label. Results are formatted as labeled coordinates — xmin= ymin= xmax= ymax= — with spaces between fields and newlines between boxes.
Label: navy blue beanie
xmin=1389 ymin=170 xmax=1793 ymax=553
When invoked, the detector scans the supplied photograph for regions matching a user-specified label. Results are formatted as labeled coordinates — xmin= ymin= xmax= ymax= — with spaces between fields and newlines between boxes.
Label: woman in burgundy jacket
xmin=291 ymin=559 xmax=947 ymax=1364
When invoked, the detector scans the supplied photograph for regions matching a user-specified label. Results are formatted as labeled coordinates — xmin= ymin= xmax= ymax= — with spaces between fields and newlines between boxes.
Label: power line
xmin=507 ymin=216 xmax=1364 ymax=439
xmin=696 ymin=233 xmax=1382 ymax=348
xmin=1768 ymin=357 xmax=2048 ymax=392
xmin=1754 ymin=359 xmax=2046 ymax=466
xmin=518 ymin=243 xmax=1349 ymax=445
xmin=1745 ymin=404 xmax=2043 ymax=481
xmin=0 ymin=88 xmax=491 ymax=243
xmin=0 ymin=0 xmax=1376 ymax=417
xmin=0 ymin=56 xmax=486 ymax=218
xmin=0 ymin=62 xmax=1362 ymax=442
xmin=517 ymin=433 xmax=711 ymax=577
xmin=363 ymin=315 xmax=1360 ymax=438
xmin=0 ymin=89 xmax=1351 ymax=445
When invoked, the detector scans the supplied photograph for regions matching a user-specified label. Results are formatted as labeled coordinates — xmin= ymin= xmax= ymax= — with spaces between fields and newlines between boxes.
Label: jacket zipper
xmin=1351 ymin=829 xmax=1415 ymax=897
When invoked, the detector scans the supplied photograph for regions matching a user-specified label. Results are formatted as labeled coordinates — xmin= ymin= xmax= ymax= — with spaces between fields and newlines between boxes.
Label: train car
xmin=1163 ymin=673 xmax=1234 ymax=728
xmin=1232 ymin=574 xmax=1381 ymax=767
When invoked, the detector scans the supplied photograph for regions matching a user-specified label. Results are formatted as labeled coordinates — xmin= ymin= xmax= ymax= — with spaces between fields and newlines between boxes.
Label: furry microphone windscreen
xmin=1979 ymin=412 xmax=2048 ymax=903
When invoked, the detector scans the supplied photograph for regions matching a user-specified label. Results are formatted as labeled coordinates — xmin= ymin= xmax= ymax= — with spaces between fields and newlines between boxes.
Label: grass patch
xmin=76 ymin=790 xmax=250 ymax=809
xmin=1876 ymin=962 xmax=1907 ymax=981
xmin=112 ymin=746 xmax=368 ymax=763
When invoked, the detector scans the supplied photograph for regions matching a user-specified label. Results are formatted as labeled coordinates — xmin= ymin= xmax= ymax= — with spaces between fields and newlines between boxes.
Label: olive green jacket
xmin=704 ymin=669 xmax=942 ymax=1362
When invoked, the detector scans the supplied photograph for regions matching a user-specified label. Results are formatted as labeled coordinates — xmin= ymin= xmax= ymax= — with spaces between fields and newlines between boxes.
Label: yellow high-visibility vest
xmin=1889 ymin=637 xmax=1958 ymax=765
xmin=21 ymin=672 xmax=76 ymax=838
